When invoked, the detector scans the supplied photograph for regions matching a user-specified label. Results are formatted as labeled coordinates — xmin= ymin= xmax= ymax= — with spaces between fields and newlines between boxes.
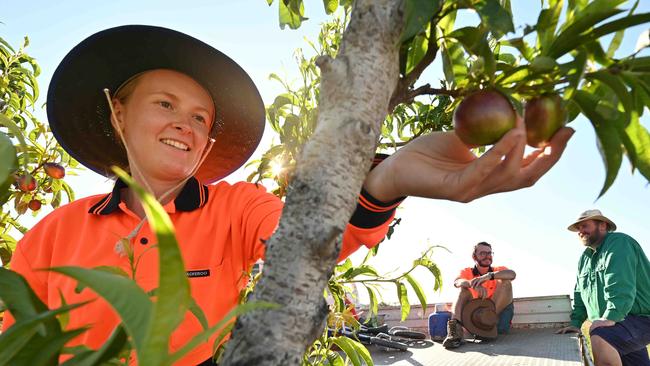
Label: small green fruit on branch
xmin=524 ymin=94 xmax=567 ymax=148
xmin=453 ymin=90 xmax=516 ymax=147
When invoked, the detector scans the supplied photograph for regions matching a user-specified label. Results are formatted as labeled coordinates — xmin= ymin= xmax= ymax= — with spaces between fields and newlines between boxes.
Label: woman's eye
xmin=159 ymin=101 xmax=172 ymax=109
xmin=193 ymin=115 xmax=207 ymax=124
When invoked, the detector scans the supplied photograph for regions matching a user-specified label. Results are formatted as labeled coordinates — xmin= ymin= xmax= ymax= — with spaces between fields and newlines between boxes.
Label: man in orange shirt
xmin=443 ymin=241 xmax=516 ymax=349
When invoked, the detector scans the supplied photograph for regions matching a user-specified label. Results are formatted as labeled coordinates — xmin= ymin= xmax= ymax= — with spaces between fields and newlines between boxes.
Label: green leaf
xmin=113 ymin=167 xmax=191 ymax=365
xmin=10 ymin=327 xmax=87 ymax=366
xmin=396 ymin=282 xmax=410 ymax=321
xmin=401 ymin=0 xmax=440 ymax=42
xmin=61 ymin=325 xmax=128 ymax=366
xmin=414 ymin=258 xmax=443 ymax=291
xmin=475 ymin=0 xmax=514 ymax=39
xmin=331 ymin=336 xmax=373 ymax=366
xmin=322 ymin=0 xmax=338 ymax=14
xmin=546 ymin=0 xmax=625 ymax=58
xmin=279 ymin=0 xmax=307 ymax=30
xmin=441 ymin=40 xmax=466 ymax=84
xmin=587 ymin=70 xmax=633 ymax=120
xmin=0 ymin=113 xmax=27 ymax=170
xmin=0 ymin=267 xmax=50 ymax=322
xmin=405 ymin=31 xmax=430 ymax=75
xmin=562 ymin=49 xmax=588 ymax=100
xmin=404 ymin=274 xmax=427 ymax=315
xmin=188 ymin=296 xmax=210 ymax=331
xmin=0 ymin=302 xmax=87 ymax=366
xmin=49 ymin=266 xmax=153 ymax=354
xmin=365 ymin=285 xmax=378 ymax=319
xmin=623 ymin=114 xmax=650 ymax=182
xmin=344 ymin=265 xmax=379 ymax=279
xmin=606 ymin=0 xmax=638 ymax=57
xmin=0 ymin=132 xmax=17 ymax=185
xmin=501 ymin=37 xmax=534 ymax=61
xmin=573 ymin=90 xmax=623 ymax=197
xmin=536 ymin=0 xmax=564 ymax=51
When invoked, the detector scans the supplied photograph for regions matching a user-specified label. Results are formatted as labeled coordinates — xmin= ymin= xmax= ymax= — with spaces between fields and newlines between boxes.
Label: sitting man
xmin=443 ymin=241 xmax=516 ymax=349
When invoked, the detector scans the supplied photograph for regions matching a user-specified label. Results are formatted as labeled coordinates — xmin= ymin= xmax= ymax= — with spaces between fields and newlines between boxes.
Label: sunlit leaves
xmin=401 ymin=0 xmax=441 ymax=42
xmin=474 ymin=0 xmax=514 ymax=39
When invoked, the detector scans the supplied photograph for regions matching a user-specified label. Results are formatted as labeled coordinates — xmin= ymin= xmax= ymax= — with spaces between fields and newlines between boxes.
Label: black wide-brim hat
xmin=47 ymin=25 xmax=265 ymax=184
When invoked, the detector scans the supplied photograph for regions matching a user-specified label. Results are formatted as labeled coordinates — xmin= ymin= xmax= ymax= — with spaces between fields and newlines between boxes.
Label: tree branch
xmin=389 ymin=17 xmax=440 ymax=110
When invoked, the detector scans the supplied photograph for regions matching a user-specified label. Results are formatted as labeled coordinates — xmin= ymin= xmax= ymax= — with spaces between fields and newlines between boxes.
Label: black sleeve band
xmin=349 ymin=154 xmax=405 ymax=229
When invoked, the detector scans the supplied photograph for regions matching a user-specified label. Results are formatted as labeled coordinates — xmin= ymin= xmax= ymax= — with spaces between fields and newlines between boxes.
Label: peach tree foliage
xmin=0 ymin=36 xmax=77 ymax=267
xmin=258 ymin=0 xmax=650 ymax=199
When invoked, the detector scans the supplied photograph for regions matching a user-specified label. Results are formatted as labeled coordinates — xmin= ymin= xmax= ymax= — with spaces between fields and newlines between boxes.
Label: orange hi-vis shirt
xmin=457 ymin=265 xmax=509 ymax=299
xmin=3 ymin=177 xmax=401 ymax=365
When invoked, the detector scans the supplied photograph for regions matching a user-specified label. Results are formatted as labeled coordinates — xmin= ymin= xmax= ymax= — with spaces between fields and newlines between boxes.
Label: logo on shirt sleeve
xmin=186 ymin=269 xmax=210 ymax=278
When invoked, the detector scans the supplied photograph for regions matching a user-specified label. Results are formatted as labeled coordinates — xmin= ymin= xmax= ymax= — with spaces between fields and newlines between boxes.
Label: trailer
xmin=368 ymin=295 xmax=593 ymax=366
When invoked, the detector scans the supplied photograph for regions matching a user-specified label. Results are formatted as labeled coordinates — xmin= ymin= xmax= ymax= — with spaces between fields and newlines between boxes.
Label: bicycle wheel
xmin=371 ymin=334 xmax=408 ymax=351
xmin=389 ymin=328 xmax=427 ymax=340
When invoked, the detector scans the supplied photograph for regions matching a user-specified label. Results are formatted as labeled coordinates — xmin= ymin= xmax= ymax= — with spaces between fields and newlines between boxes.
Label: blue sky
xmin=2 ymin=0 xmax=649 ymax=304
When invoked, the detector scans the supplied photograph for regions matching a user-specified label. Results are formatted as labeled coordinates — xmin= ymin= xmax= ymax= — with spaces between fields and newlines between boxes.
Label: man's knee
xmin=458 ymin=287 xmax=473 ymax=300
xmin=590 ymin=335 xmax=620 ymax=366
xmin=496 ymin=279 xmax=512 ymax=290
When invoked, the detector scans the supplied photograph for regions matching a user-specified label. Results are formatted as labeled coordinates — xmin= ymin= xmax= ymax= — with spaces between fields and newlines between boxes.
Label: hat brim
xmin=461 ymin=299 xmax=497 ymax=339
xmin=47 ymin=25 xmax=265 ymax=184
xmin=567 ymin=215 xmax=617 ymax=232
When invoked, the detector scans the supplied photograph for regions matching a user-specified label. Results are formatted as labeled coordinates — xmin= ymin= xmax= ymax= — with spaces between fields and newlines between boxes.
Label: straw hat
xmin=461 ymin=298 xmax=498 ymax=339
xmin=47 ymin=25 xmax=265 ymax=184
xmin=567 ymin=209 xmax=617 ymax=232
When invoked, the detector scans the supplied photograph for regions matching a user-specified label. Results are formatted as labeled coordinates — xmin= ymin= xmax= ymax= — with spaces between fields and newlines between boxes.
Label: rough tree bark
xmin=220 ymin=1 xmax=405 ymax=365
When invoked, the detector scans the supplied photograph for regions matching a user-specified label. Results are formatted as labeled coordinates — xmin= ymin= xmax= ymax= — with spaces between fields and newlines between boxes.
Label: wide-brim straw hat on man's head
xmin=461 ymin=298 xmax=498 ymax=339
xmin=567 ymin=209 xmax=617 ymax=232
xmin=47 ymin=25 xmax=265 ymax=184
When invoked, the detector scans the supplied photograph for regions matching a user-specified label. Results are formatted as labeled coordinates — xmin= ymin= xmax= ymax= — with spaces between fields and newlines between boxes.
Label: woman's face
xmin=112 ymin=69 xmax=215 ymax=183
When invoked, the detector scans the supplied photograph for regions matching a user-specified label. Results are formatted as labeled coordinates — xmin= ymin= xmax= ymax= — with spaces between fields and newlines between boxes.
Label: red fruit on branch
xmin=524 ymin=94 xmax=567 ymax=148
xmin=28 ymin=199 xmax=42 ymax=211
xmin=44 ymin=162 xmax=66 ymax=179
xmin=16 ymin=175 xmax=36 ymax=192
xmin=453 ymin=90 xmax=517 ymax=147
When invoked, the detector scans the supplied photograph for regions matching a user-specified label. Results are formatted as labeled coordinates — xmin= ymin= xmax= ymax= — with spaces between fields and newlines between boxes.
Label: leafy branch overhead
xmin=263 ymin=0 xmax=650 ymax=198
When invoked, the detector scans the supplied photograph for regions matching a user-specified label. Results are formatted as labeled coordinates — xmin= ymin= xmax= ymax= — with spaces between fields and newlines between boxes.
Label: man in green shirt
xmin=557 ymin=209 xmax=650 ymax=366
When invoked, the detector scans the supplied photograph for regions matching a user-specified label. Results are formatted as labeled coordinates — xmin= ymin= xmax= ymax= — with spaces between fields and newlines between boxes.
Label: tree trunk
xmin=220 ymin=1 xmax=405 ymax=364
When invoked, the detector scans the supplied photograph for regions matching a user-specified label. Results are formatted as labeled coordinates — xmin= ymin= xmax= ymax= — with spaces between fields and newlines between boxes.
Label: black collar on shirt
xmin=88 ymin=176 xmax=209 ymax=215
xmin=472 ymin=265 xmax=494 ymax=277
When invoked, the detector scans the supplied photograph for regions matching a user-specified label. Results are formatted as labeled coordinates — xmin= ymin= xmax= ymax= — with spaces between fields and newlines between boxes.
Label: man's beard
xmin=581 ymin=231 xmax=603 ymax=246
xmin=477 ymin=259 xmax=492 ymax=267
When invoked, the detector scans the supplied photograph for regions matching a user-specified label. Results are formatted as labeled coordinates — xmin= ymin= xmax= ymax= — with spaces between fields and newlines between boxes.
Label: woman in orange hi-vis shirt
xmin=1 ymin=25 xmax=573 ymax=365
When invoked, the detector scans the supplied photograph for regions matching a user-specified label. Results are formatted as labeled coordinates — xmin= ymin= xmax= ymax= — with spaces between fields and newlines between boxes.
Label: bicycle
xmin=328 ymin=326 xmax=409 ymax=352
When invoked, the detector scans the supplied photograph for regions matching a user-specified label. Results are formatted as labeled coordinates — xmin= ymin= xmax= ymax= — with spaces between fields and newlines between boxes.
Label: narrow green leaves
xmin=49 ymin=266 xmax=153 ymax=352
xmin=396 ymin=282 xmax=410 ymax=321
xmin=401 ymin=0 xmax=440 ymax=42
xmin=278 ymin=0 xmax=307 ymax=30
xmin=404 ymin=274 xmax=427 ymax=316
xmin=536 ymin=0 xmax=564 ymax=51
xmin=475 ymin=0 xmax=514 ymax=39
xmin=331 ymin=336 xmax=373 ymax=366
xmin=573 ymin=91 xmax=623 ymax=197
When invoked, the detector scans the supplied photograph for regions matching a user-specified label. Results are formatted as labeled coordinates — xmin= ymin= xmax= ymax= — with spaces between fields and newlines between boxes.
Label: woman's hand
xmin=364 ymin=116 xmax=574 ymax=203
